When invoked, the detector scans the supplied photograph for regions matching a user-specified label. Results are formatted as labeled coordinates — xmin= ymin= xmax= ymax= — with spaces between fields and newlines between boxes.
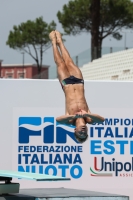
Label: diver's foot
xmin=49 ymin=31 xmax=56 ymax=44
xmin=55 ymin=30 xmax=63 ymax=45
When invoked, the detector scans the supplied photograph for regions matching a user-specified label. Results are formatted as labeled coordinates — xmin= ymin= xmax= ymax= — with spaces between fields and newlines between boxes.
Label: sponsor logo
xmin=90 ymin=156 xmax=133 ymax=177
xmin=90 ymin=118 xmax=133 ymax=177
xmin=19 ymin=117 xmax=77 ymax=144
xmin=17 ymin=117 xmax=83 ymax=179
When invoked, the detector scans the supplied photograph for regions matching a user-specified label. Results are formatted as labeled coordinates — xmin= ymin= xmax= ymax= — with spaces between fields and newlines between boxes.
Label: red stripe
xmin=94 ymin=157 xmax=100 ymax=171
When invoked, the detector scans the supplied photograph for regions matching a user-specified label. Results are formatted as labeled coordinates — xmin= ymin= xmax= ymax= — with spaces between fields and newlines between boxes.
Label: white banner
xmin=12 ymin=107 xmax=133 ymax=188
xmin=0 ymin=80 xmax=133 ymax=198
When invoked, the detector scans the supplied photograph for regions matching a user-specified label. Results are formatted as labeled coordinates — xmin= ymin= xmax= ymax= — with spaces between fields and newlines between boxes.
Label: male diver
xmin=49 ymin=30 xmax=104 ymax=143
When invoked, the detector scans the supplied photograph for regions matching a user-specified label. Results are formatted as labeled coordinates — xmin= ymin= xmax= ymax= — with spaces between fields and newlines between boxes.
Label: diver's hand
xmin=75 ymin=111 xmax=83 ymax=118
xmin=79 ymin=109 xmax=91 ymax=118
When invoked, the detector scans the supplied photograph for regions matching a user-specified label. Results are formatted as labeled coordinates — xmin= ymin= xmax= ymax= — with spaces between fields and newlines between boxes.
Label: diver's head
xmin=74 ymin=118 xmax=88 ymax=143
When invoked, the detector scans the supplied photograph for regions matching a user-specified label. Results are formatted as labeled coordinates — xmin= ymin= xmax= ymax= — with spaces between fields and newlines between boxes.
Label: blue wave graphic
xmin=56 ymin=121 xmax=75 ymax=128
xmin=18 ymin=117 xmax=77 ymax=144
xmin=19 ymin=122 xmax=54 ymax=144
xmin=19 ymin=122 xmax=53 ymax=131
xmin=19 ymin=117 xmax=41 ymax=126
xmin=56 ymin=126 xmax=78 ymax=143
xmin=44 ymin=124 xmax=54 ymax=143
xmin=19 ymin=127 xmax=41 ymax=144
xmin=44 ymin=117 xmax=54 ymax=123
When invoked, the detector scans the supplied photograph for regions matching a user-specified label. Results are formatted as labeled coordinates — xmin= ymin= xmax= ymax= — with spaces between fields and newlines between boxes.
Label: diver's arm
xmin=56 ymin=115 xmax=76 ymax=125
xmin=80 ymin=109 xmax=105 ymax=123
xmin=56 ymin=113 xmax=84 ymax=125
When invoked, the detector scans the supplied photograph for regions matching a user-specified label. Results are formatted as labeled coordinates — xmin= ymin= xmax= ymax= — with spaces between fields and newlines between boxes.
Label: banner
xmin=13 ymin=107 xmax=133 ymax=189
xmin=0 ymin=80 xmax=133 ymax=198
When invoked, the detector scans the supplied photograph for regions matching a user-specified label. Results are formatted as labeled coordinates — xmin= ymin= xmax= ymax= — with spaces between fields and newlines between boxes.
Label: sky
xmin=1 ymin=0 xmax=133 ymax=67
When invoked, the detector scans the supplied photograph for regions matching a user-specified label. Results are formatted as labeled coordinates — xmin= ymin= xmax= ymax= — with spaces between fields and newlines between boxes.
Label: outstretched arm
xmin=56 ymin=113 xmax=84 ymax=125
xmin=80 ymin=109 xmax=105 ymax=123
xmin=56 ymin=115 xmax=76 ymax=125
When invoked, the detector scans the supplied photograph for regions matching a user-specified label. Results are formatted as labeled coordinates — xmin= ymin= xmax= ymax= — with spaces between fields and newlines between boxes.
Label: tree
xmin=57 ymin=0 xmax=133 ymax=61
xmin=6 ymin=17 xmax=56 ymax=78
xmin=90 ymin=0 xmax=100 ymax=59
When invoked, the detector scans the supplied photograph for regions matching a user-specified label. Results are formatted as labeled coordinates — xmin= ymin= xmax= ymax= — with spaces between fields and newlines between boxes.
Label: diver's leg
xmin=49 ymin=31 xmax=70 ymax=82
xmin=55 ymin=30 xmax=83 ymax=79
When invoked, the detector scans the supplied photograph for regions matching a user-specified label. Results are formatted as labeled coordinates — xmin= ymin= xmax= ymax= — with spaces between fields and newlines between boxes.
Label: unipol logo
xmin=18 ymin=117 xmax=78 ymax=144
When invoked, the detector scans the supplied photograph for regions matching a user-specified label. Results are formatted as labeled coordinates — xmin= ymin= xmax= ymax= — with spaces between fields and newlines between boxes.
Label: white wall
xmin=0 ymin=79 xmax=133 ymax=199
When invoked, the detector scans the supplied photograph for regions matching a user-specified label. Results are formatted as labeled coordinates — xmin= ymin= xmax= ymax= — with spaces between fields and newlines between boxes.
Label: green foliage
xmin=57 ymin=0 xmax=91 ymax=35
xmin=6 ymin=17 xmax=56 ymax=75
xmin=112 ymin=32 xmax=122 ymax=40
xmin=7 ymin=17 xmax=56 ymax=50
xmin=57 ymin=0 xmax=133 ymax=40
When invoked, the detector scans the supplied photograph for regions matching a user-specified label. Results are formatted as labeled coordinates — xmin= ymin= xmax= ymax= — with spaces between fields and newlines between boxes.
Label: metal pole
xmin=21 ymin=52 xmax=25 ymax=78
xmin=0 ymin=62 xmax=1 ymax=78
xmin=0 ymin=60 xmax=3 ymax=78
xmin=122 ymin=30 xmax=133 ymax=49
xmin=125 ymin=32 xmax=126 ymax=49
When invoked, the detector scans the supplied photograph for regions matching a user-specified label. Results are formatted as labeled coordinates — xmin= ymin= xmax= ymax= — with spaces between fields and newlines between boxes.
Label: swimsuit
xmin=61 ymin=75 xmax=84 ymax=87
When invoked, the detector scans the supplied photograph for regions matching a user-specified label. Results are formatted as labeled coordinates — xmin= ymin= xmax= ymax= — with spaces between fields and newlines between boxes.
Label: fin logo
xmin=18 ymin=117 xmax=78 ymax=144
